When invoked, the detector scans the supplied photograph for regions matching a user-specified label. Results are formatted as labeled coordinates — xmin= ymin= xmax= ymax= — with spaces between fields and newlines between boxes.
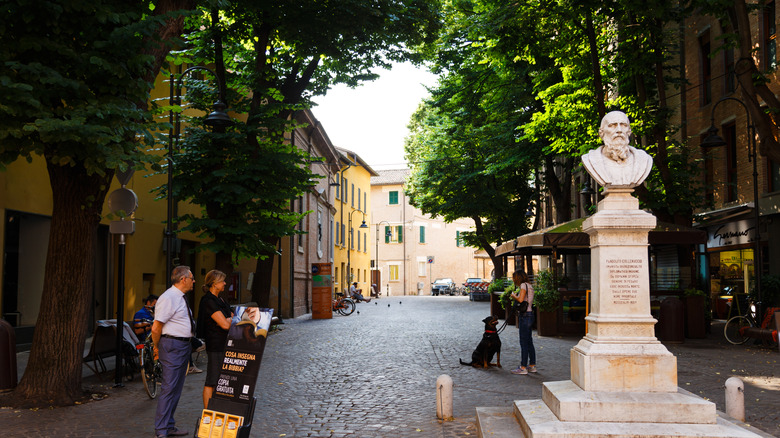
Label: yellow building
xmin=332 ymin=148 xmax=377 ymax=297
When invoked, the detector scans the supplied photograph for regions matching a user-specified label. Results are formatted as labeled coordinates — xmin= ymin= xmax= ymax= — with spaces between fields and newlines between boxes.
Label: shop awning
xmin=496 ymin=217 xmax=707 ymax=257
xmin=693 ymin=203 xmax=753 ymax=226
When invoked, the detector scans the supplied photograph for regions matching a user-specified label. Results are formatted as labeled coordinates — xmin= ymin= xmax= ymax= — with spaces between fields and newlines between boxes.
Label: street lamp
xmin=580 ymin=178 xmax=596 ymax=213
xmin=375 ymin=220 xmax=390 ymax=296
xmin=347 ymin=210 xmax=369 ymax=288
xmin=701 ymin=96 xmax=762 ymax=318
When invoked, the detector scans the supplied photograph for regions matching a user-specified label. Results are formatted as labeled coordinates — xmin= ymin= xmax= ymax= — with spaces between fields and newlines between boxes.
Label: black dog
xmin=459 ymin=315 xmax=501 ymax=368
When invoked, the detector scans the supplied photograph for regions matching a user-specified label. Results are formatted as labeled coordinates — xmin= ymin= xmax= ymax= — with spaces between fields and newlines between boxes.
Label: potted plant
xmin=763 ymin=275 xmax=780 ymax=306
xmin=500 ymin=283 xmax=517 ymax=326
xmin=682 ymin=288 xmax=707 ymax=338
xmin=534 ymin=269 xmax=560 ymax=336
xmin=488 ymin=277 xmax=509 ymax=318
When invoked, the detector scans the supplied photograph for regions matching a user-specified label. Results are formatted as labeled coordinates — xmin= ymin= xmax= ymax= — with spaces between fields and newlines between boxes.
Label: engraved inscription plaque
xmin=606 ymin=258 xmax=643 ymax=305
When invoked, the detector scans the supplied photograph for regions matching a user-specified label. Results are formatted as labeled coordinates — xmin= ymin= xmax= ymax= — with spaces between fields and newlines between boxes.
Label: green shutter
xmin=397 ymin=225 xmax=403 ymax=243
xmin=385 ymin=226 xmax=390 ymax=243
xmin=420 ymin=226 xmax=425 ymax=243
xmin=389 ymin=191 xmax=398 ymax=205
xmin=456 ymin=231 xmax=460 ymax=247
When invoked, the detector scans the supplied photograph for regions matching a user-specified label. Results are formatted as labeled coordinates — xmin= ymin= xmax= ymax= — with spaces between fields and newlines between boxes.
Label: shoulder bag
xmin=514 ymin=283 xmax=529 ymax=314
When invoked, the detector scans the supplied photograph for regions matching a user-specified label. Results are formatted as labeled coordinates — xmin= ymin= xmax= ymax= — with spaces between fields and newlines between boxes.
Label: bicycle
xmin=332 ymin=293 xmax=356 ymax=316
xmin=723 ymin=295 xmax=759 ymax=345
xmin=137 ymin=331 xmax=162 ymax=398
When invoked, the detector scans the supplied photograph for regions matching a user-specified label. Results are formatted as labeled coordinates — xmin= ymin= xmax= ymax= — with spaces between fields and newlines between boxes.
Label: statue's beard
xmin=603 ymin=137 xmax=629 ymax=161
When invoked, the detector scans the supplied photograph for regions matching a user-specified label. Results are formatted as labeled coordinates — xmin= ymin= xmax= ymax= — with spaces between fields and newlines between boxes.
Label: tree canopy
xmin=0 ymin=0 xmax=197 ymax=406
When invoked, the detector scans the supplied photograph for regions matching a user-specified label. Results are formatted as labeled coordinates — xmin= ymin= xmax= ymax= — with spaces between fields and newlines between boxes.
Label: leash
xmin=496 ymin=318 xmax=509 ymax=334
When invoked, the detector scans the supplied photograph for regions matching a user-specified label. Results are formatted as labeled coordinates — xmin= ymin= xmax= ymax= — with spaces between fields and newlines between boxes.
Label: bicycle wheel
xmin=337 ymin=299 xmax=355 ymax=316
xmin=724 ymin=315 xmax=751 ymax=345
xmin=140 ymin=344 xmax=159 ymax=399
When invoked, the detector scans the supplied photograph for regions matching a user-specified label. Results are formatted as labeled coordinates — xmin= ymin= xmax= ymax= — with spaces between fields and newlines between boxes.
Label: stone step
xmin=475 ymin=407 xmax=522 ymax=438
xmin=519 ymin=398 xmax=769 ymax=437
xmin=542 ymin=381 xmax=717 ymax=424
xmin=475 ymin=400 xmax=774 ymax=438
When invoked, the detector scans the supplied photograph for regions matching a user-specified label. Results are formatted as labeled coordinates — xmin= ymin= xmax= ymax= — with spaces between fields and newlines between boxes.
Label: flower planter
xmin=683 ymin=295 xmax=706 ymax=339
xmin=536 ymin=308 xmax=557 ymax=336
xmin=505 ymin=306 xmax=517 ymax=326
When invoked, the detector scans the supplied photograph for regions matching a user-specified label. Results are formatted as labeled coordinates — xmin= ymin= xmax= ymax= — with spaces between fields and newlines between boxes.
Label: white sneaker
xmin=188 ymin=365 xmax=203 ymax=374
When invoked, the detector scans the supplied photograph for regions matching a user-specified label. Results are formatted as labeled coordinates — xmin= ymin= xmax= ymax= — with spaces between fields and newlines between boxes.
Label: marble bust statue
xmin=581 ymin=111 xmax=653 ymax=188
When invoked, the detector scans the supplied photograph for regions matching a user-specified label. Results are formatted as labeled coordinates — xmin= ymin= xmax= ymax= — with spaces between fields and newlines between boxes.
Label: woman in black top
xmin=197 ymin=269 xmax=233 ymax=408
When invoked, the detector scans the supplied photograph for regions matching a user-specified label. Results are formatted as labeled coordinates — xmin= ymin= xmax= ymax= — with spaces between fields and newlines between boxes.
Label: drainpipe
xmin=403 ymin=190 xmax=407 ymax=295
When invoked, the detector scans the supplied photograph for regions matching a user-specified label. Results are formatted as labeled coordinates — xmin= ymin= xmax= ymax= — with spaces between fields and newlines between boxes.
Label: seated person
xmin=133 ymin=294 xmax=157 ymax=342
xmin=349 ymin=282 xmax=371 ymax=302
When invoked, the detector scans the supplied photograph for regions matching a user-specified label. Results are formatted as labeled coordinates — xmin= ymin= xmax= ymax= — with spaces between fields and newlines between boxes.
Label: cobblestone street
xmin=2 ymin=296 xmax=778 ymax=437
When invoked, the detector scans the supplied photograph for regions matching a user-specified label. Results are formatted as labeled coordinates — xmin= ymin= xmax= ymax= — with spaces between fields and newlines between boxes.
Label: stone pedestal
xmin=506 ymin=188 xmax=763 ymax=437
xmin=570 ymin=188 xmax=677 ymax=393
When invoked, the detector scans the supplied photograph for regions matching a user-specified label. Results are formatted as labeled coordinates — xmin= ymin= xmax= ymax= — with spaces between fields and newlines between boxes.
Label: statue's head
xmin=599 ymin=111 xmax=631 ymax=162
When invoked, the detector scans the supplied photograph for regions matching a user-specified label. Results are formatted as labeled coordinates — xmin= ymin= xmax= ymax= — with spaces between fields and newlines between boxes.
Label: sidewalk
xmin=2 ymin=296 xmax=778 ymax=437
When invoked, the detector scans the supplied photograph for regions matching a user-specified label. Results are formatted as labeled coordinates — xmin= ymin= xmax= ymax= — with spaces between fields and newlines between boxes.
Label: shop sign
xmin=707 ymin=219 xmax=756 ymax=249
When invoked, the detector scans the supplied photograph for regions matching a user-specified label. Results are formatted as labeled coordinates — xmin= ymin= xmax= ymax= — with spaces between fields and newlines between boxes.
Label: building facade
xmin=684 ymin=8 xmax=780 ymax=312
xmin=332 ymin=148 xmax=377 ymax=297
xmin=370 ymin=169 xmax=481 ymax=296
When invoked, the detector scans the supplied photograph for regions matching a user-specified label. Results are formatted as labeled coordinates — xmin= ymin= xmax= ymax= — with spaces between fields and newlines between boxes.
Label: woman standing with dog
xmin=510 ymin=269 xmax=537 ymax=375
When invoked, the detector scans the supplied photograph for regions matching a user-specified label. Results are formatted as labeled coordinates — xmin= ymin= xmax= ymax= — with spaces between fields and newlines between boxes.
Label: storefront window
xmin=708 ymin=248 xmax=754 ymax=318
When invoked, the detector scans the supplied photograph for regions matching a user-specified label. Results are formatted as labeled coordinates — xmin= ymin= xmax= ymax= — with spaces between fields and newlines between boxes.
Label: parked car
xmin=431 ymin=278 xmax=455 ymax=296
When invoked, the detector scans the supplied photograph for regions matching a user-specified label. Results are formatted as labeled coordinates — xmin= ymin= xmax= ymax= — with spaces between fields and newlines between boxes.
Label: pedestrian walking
xmin=510 ymin=269 xmax=537 ymax=375
xmin=196 ymin=269 xmax=233 ymax=409
xmin=151 ymin=265 xmax=196 ymax=437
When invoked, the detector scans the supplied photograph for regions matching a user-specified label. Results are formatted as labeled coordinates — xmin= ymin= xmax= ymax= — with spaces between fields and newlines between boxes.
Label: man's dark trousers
xmin=154 ymin=337 xmax=191 ymax=436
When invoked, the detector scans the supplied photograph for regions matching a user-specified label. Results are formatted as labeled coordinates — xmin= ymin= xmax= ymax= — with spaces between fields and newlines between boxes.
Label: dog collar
xmin=485 ymin=330 xmax=497 ymax=333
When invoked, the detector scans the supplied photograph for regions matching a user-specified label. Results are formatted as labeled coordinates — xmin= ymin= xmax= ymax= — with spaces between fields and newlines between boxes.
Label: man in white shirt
xmin=151 ymin=265 xmax=196 ymax=438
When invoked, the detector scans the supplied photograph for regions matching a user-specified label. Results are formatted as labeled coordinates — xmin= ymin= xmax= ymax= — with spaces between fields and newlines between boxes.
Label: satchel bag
xmin=515 ymin=299 xmax=529 ymax=314
xmin=514 ymin=282 xmax=529 ymax=314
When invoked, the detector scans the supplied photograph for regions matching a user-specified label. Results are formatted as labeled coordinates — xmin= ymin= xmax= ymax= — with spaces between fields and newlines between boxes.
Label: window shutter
xmin=397 ymin=225 xmax=403 ymax=243
xmin=456 ymin=231 xmax=460 ymax=247
xmin=385 ymin=226 xmax=390 ymax=243
xmin=420 ymin=226 xmax=425 ymax=243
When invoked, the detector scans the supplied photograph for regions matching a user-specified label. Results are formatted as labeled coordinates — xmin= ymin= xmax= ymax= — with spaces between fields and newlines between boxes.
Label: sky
xmin=310 ymin=62 xmax=439 ymax=170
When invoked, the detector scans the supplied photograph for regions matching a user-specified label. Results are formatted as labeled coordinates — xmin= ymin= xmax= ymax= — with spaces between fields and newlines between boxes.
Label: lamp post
xmin=347 ymin=210 xmax=369 ymax=289
xmin=165 ymin=67 xmax=231 ymax=286
xmin=165 ymin=9 xmax=233 ymax=287
xmin=701 ymin=96 xmax=762 ymax=318
xmin=579 ymin=178 xmax=596 ymax=214
xmin=375 ymin=220 xmax=390 ymax=296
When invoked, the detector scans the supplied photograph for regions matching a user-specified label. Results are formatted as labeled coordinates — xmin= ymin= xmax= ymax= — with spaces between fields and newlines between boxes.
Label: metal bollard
xmin=725 ymin=377 xmax=745 ymax=422
xmin=436 ymin=374 xmax=453 ymax=421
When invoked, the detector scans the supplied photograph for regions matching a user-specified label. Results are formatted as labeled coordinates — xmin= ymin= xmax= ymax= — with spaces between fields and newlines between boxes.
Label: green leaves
xmin=0 ymin=0 xmax=159 ymax=173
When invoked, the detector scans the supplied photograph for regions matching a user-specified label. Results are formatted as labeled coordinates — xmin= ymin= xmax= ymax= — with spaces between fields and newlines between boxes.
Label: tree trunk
xmin=585 ymin=8 xmax=606 ymax=120
xmin=250 ymin=245 xmax=277 ymax=308
xmin=731 ymin=0 xmax=780 ymax=163
xmin=12 ymin=161 xmax=112 ymax=407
